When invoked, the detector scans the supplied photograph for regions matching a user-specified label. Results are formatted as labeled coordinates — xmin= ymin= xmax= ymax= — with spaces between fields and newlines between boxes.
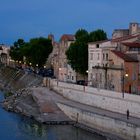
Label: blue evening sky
xmin=0 ymin=0 xmax=139 ymax=45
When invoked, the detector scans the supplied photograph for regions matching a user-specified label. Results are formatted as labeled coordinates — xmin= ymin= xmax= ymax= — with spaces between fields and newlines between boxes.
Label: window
xmin=138 ymin=74 xmax=140 ymax=80
xmin=96 ymin=73 xmax=98 ymax=81
xmin=90 ymin=73 xmax=93 ymax=80
xmin=106 ymin=54 xmax=108 ymax=61
xmin=96 ymin=44 xmax=99 ymax=48
xmin=132 ymin=73 xmax=136 ymax=80
xmin=72 ymin=76 xmax=74 ymax=80
xmin=90 ymin=53 xmax=93 ymax=60
xmin=103 ymin=53 xmax=105 ymax=60
xmin=100 ymin=73 xmax=102 ymax=83
xmin=97 ymin=53 xmax=100 ymax=60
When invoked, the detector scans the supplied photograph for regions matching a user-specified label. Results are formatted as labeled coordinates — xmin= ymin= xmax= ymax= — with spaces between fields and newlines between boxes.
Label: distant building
xmin=88 ymin=22 xmax=140 ymax=94
xmin=112 ymin=22 xmax=140 ymax=39
xmin=109 ymin=50 xmax=138 ymax=93
xmin=0 ymin=44 xmax=10 ymax=65
xmin=58 ymin=34 xmax=76 ymax=82
xmin=47 ymin=34 xmax=59 ymax=78
xmin=88 ymin=40 xmax=116 ymax=87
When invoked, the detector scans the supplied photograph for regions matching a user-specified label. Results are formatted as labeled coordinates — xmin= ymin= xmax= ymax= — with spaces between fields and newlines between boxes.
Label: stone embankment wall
xmin=45 ymin=79 xmax=140 ymax=140
xmin=49 ymin=79 xmax=140 ymax=119
xmin=0 ymin=65 xmax=43 ymax=92
xmin=57 ymin=103 xmax=140 ymax=140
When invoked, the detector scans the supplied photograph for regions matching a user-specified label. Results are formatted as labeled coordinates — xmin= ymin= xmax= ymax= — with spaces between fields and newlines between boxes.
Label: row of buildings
xmin=1 ymin=22 xmax=140 ymax=94
xmin=49 ymin=22 xmax=140 ymax=94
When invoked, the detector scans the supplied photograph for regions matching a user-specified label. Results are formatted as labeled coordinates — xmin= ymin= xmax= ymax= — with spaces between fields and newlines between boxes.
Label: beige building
xmin=88 ymin=22 xmax=140 ymax=93
xmin=88 ymin=40 xmax=116 ymax=87
xmin=112 ymin=22 xmax=140 ymax=39
xmin=58 ymin=34 xmax=76 ymax=82
xmin=0 ymin=44 xmax=10 ymax=65
xmin=47 ymin=34 xmax=59 ymax=78
xmin=108 ymin=50 xmax=139 ymax=93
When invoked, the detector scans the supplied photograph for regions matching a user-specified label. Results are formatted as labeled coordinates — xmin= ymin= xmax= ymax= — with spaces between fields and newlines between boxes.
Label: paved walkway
xmin=31 ymin=87 xmax=140 ymax=126
xmin=31 ymin=87 xmax=73 ymax=123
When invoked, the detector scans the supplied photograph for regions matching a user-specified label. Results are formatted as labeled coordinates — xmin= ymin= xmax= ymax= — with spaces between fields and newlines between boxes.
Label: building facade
xmin=0 ymin=44 xmax=10 ymax=65
xmin=58 ymin=34 xmax=76 ymax=82
xmin=88 ymin=22 xmax=140 ymax=94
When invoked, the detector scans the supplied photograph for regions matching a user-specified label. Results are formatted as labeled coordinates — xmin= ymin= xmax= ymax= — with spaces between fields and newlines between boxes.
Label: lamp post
xmin=122 ymin=73 xmax=128 ymax=98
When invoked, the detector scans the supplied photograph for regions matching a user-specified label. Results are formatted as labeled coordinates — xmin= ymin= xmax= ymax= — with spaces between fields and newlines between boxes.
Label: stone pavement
xmin=31 ymin=87 xmax=73 ymax=123
xmin=31 ymin=86 xmax=140 ymax=126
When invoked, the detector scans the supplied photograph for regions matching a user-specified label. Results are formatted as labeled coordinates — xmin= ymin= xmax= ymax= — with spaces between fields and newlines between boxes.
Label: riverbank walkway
xmin=31 ymin=86 xmax=140 ymax=126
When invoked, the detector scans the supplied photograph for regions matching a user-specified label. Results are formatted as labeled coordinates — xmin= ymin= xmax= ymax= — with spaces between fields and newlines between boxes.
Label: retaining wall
xmin=0 ymin=66 xmax=43 ymax=91
xmin=49 ymin=79 xmax=140 ymax=118
xmin=57 ymin=103 xmax=140 ymax=140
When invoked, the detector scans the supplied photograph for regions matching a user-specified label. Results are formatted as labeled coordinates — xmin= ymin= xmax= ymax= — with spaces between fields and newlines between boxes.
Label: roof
xmin=111 ymin=34 xmax=140 ymax=42
xmin=122 ymin=42 xmax=140 ymax=48
xmin=113 ymin=29 xmax=129 ymax=31
xmin=88 ymin=40 xmax=110 ymax=45
xmin=60 ymin=34 xmax=75 ymax=41
xmin=111 ymin=50 xmax=138 ymax=62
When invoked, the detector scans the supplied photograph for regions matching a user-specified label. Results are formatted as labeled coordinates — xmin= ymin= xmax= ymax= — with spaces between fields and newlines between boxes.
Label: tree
xmin=10 ymin=37 xmax=53 ymax=68
xmin=23 ymin=37 xmax=53 ymax=68
xmin=66 ymin=29 xmax=107 ymax=75
xmin=9 ymin=39 xmax=25 ymax=61
xmin=66 ymin=29 xmax=89 ymax=75
xmin=89 ymin=29 xmax=107 ymax=42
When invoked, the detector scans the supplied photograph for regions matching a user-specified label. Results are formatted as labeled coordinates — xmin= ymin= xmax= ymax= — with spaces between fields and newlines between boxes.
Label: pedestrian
xmin=126 ymin=109 xmax=129 ymax=119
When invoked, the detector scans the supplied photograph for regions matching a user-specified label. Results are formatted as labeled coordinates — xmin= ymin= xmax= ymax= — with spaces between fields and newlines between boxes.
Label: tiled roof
xmin=88 ymin=40 xmax=110 ymax=44
xmin=113 ymin=29 xmax=129 ymax=31
xmin=111 ymin=50 xmax=138 ymax=62
xmin=122 ymin=42 xmax=140 ymax=47
xmin=60 ymin=34 xmax=75 ymax=41
xmin=111 ymin=34 xmax=139 ymax=42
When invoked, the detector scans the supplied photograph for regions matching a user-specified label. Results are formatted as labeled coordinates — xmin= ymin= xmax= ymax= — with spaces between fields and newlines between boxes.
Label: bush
xmin=4 ymin=92 xmax=13 ymax=98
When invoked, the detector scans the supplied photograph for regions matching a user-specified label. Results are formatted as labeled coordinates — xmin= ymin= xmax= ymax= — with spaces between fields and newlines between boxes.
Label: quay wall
xmin=48 ymin=79 xmax=140 ymax=119
xmin=0 ymin=66 xmax=43 ymax=92
xmin=57 ymin=103 xmax=140 ymax=140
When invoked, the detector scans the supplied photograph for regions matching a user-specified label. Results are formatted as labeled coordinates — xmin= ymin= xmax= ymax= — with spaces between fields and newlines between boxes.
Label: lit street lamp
xmin=122 ymin=73 xmax=128 ymax=98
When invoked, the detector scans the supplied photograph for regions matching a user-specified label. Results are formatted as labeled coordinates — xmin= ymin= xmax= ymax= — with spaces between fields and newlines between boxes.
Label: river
xmin=0 ymin=91 xmax=108 ymax=140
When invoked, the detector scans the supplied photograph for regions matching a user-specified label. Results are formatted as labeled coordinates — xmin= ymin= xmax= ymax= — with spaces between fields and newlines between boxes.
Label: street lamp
xmin=122 ymin=73 xmax=128 ymax=98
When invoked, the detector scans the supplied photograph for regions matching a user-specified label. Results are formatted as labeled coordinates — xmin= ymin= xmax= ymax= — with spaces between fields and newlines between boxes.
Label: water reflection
xmin=0 ymin=91 xmax=107 ymax=140
xmin=17 ymin=117 xmax=106 ymax=140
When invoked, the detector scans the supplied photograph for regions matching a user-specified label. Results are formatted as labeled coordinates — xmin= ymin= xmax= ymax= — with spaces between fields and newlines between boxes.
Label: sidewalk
xmin=31 ymin=86 xmax=140 ymax=126
xmin=31 ymin=87 xmax=73 ymax=123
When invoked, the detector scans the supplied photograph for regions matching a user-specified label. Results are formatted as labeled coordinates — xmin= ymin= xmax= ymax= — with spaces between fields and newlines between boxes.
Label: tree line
xmin=10 ymin=37 xmax=53 ymax=68
xmin=9 ymin=28 xmax=107 ymax=75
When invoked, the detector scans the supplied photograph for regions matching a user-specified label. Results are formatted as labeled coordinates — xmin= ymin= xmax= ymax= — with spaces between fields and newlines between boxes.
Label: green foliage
xmin=66 ymin=28 xmax=107 ymax=75
xmin=66 ymin=29 xmax=88 ymax=75
xmin=10 ymin=37 xmax=53 ymax=68
xmin=9 ymin=39 xmax=25 ymax=61
xmin=89 ymin=29 xmax=107 ymax=42
xmin=4 ymin=92 xmax=13 ymax=98
xmin=24 ymin=37 xmax=53 ymax=67
xmin=75 ymin=29 xmax=89 ymax=41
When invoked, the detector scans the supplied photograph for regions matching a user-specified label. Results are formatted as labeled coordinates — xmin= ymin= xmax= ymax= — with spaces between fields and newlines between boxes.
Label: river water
xmin=0 ymin=91 xmax=108 ymax=140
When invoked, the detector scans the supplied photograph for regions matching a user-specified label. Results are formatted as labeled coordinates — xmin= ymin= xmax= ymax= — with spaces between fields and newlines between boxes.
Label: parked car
xmin=38 ymin=68 xmax=54 ymax=77
xmin=76 ymin=80 xmax=87 ymax=86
